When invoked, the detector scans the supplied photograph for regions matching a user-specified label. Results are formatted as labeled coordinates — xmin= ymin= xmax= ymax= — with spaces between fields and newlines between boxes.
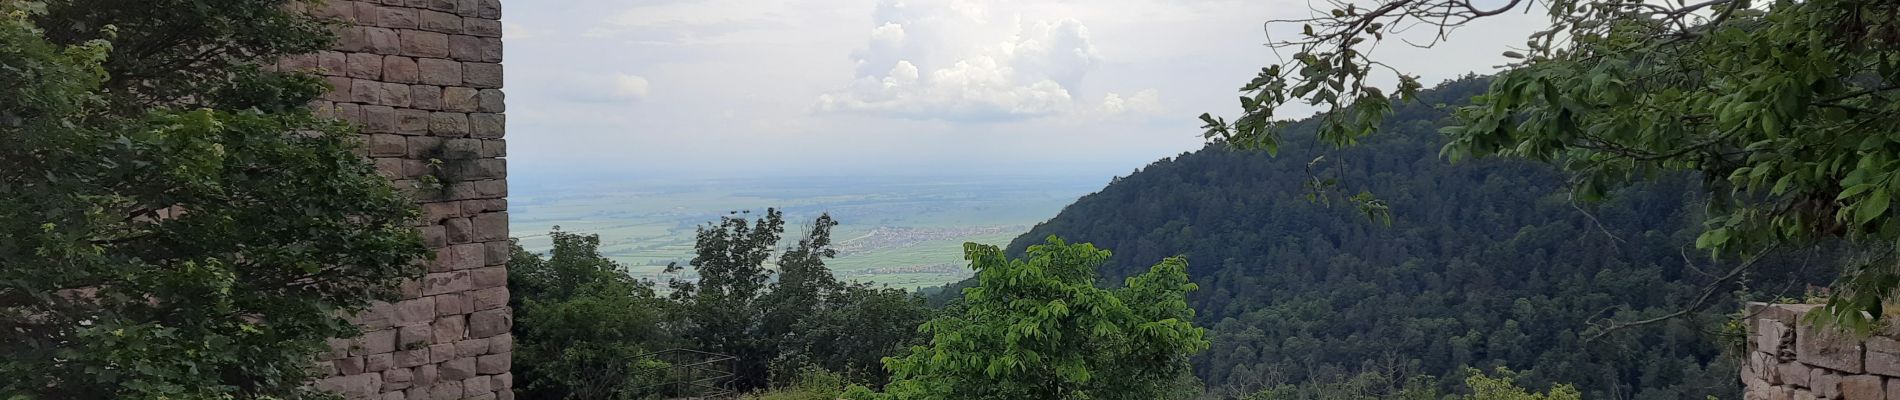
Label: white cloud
xmin=1101 ymin=89 xmax=1161 ymax=116
xmin=818 ymin=1 xmax=1134 ymax=122
xmin=614 ymin=74 xmax=653 ymax=100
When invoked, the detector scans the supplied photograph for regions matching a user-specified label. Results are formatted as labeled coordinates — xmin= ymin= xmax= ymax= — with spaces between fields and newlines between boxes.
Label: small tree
xmin=510 ymin=231 xmax=674 ymax=399
xmin=0 ymin=0 xmax=425 ymax=397
xmin=882 ymin=237 xmax=1209 ymax=400
xmin=668 ymin=209 xmax=788 ymax=390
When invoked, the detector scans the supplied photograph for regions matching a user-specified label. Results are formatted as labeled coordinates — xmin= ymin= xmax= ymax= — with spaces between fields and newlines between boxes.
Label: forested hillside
xmin=989 ymin=78 xmax=1836 ymax=399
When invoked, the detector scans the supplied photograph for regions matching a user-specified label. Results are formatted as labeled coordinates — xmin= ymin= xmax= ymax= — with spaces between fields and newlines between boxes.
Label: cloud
xmin=613 ymin=74 xmax=653 ymax=99
xmin=818 ymin=1 xmax=1131 ymax=122
xmin=1101 ymin=89 xmax=1161 ymax=116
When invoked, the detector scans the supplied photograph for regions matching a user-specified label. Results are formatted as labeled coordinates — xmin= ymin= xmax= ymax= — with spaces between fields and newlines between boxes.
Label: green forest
xmin=987 ymin=78 xmax=1842 ymax=398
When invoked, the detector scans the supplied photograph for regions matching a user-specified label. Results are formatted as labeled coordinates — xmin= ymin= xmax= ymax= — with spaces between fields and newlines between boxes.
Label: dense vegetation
xmin=970 ymin=78 xmax=1837 ymax=399
xmin=509 ymin=212 xmax=933 ymax=399
xmin=1209 ymin=0 xmax=1900 ymax=325
xmin=0 ymin=0 xmax=426 ymax=397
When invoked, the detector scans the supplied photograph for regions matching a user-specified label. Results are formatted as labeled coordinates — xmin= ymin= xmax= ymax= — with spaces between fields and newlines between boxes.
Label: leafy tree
xmin=762 ymin=215 xmax=930 ymax=388
xmin=883 ymin=237 xmax=1209 ymax=400
xmin=0 ymin=0 xmax=426 ymax=398
xmin=1205 ymin=0 xmax=1900 ymax=324
xmin=1463 ymin=368 xmax=1583 ymax=400
xmin=666 ymin=209 xmax=785 ymax=391
xmin=510 ymin=231 xmax=674 ymax=400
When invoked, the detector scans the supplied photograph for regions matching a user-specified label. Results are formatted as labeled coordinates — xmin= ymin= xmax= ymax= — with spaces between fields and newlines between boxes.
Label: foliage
xmin=510 ymin=231 xmax=675 ymax=399
xmin=667 ymin=209 xmax=787 ymax=390
xmin=882 ymin=237 xmax=1209 ymax=400
xmin=968 ymin=79 xmax=1837 ymax=399
xmin=1241 ymin=370 xmax=1441 ymax=400
xmin=1207 ymin=0 xmax=1900 ymax=325
xmin=0 ymin=0 xmax=427 ymax=398
xmin=1463 ymin=368 xmax=1583 ymax=400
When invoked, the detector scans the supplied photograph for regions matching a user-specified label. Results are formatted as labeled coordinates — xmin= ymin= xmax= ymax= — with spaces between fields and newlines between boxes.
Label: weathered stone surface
xmin=1842 ymin=375 xmax=1884 ymax=400
xmin=351 ymin=79 xmax=382 ymax=104
xmin=354 ymin=329 xmax=398 ymax=356
xmin=381 ymin=6 xmax=420 ymax=29
xmin=434 ymin=315 xmax=468 ymax=343
xmin=1800 ymin=322 xmax=1866 ymax=373
xmin=443 ymin=87 xmax=479 ymax=112
xmin=384 ymin=56 xmax=420 ymax=84
xmin=456 ymin=338 xmax=490 ymax=358
xmin=367 ymin=27 xmax=404 ymax=54
xmin=1870 ymin=337 xmax=1900 ymax=377
xmin=470 ymin=266 xmax=506 ymax=289
xmin=399 ymin=324 xmax=435 ymax=348
xmin=424 ymin=271 xmax=473 ymax=296
xmin=470 ymin=113 xmax=504 ymax=139
xmin=491 ymin=372 xmax=511 ymax=389
xmin=431 ymin=112 xmax=471 ymax=136
xmin=402 ymin=30 xmax=452 ymax=58
xmin=476 ymin=353 xmax=509 ymax=375
xmin=441 ymin=138 xmax=482 ymax=159
xmin=441 ymin=357 xmax=477 ymax=381
xmin=488 ymin=333 xmax=511 ymax=354
xmin=468 ymin=308 xmax=511 ymax=338
xmin=436 ymin=292 xmax=471 ymax=315
xmin=1780 ymin=361 xmax=1813 ymax=388
xmin=421 ymin=10 xmax=462 ymax=33
xmin=442 ymin=242 xmax=485 ymax=270
xmin=1814 ymin=369 xmax=1844 ymax=398
xmin=430 ymin=380 xmax=466 ymax=400
xmin=369 ymin=134 xmax=407 ymax=157
xmin=464 ymin=63 xmax=502 ymax=88
xmin=395 ymin=348 xmax=432 ymax=368
xmin=470 ymin=287 xmax=507 ymax=311
xmin=393 ymin=296 xmax=438 ymax=326
xmin=472 ymin=212 xmax=508 ymax=242
xmin=363 ymin=105 xmax=400 ymax=133
xmin=432 ymin=342 xmax=459 ymax=362
xmin=479 ymin=139 xmax=506 ymax=158
xmin=476 ymin=89 xmax=505 ymax=112
xmin=378 ymin=81 xmax=413 ymax=107
xmin=464 ymin=17 xmax=501 ymax=37
xmin=449 ymin=35 xmax=483 ymax=61
xmin=366 ymin=353 xmax=394 ymax=372
xmin=1759 ymin=319 xmax=1790 ymax=355
xmin=406 ymin=135 xmax=445 ymax=159
xmin=463 ymin=375 xmax=492 ymax=397
xmin=443 ymin=217 xmax=473 ymax=243
xmin=399 ymin=109 xmax=433 ymax=135
xmin=418 ymin=58 xmax=464 ymax=86
xmin=315 ymin=373 xmax=383 ymax=399
xmin=337 ymin=356 xmax=366 ymax=375
xmin=385 ymin=367 xmax=416 ymax=391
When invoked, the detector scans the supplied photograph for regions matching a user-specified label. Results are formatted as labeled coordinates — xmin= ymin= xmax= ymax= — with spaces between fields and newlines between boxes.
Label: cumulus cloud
xmin=614 ymin=74 xmax=653 ymax=100
xmin=1101 ymin=89 xmax=1162 ymax=116
xmin=819 ymin=1 xmax=1134 ymax=122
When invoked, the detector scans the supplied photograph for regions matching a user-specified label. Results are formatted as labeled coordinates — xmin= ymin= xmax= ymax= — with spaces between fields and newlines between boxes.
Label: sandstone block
xmin=1800 ymin=323 xmax=1866 ymax=373
xmin=354 ymin=2 xmax=385 ymax=26
xmin=421 ymin=10 xmax=462 ymax=33
xmin=385 ymin=367 xmax=416 ymax=391
xmin=430 ymin=112 xmax=471 ymax=136
xmin=470 ymin=265 xmax=506 ymax=289
xmin=416 ymin=363 xmax=440 ymax=386
xmin=491 ymin=372 xmax=511 ymax=389
xmin=369 ymin=134 xmax=407 ymax=157
xmin=423 ymin=271 xmax=473 ymax=296
xmin=1870 ymin=337 xmax=1900 ymax=377
xmin=1842 ymin=375 xmax=1883 ymax=400
xmin=411 ymin=85 xmax=445 ymax=110
xmin=476 ymin=89 xmax=505 ymax=112
xmin=381 ymin=6 xmax=419 ymax=29
xmin=484 ymin=241 xmax=510 ymax=265
xmin=440 ymin=357 xmax=477 ymax=381
xmin=367 ymin=27 xmax=403 ymax=54
xmin=464 ymin=17 xmax=501 ymax=37
xmin=378 ymin=82 xmax=412 ymax=107
xmin=421 ymin=225 xmax=447 ymax=248
xmin=315 ymin=373 xmax=383 ymax=399
xmin=354 ymin=329 xmax=398 ymax=356
xmin=324 ymin=76 xmax=354 ymax=102
xmin=431 ymin=342 xmax=458 ymax=362
xmin=444 ymin=87 xmax=479 ymax=112
xmin=382 ymin=56 xmax=419 ymax=83
xmin=399 ymin=324 xmax=434 ymax=348
xmin=480 ymin=139 xmax=506 ymax=158
xmin=337 ymin=356 xmax=366 ymax=375
xmin=471 ymin=287 xmax=508 ymax=311
xmin=443 ymin=217 xmax=473 ymax=243
xmin=280 ymin=54 xmax=319 ymax=73
xmin=464 ymin=62 xmax=502 ymax=88
xmin=464 ymin=375 xmax=492 ymax=397
xmin=395 ymin=348 xmax=432 ymax=368
xmin=419 ymin=59 xmax=464 ymax=87
xmin=488 ymin=333 xmax=512 ymax=354
xmin=363 ymin=105 xmax=399 ymax=133
xmin=429 ymin=380 xmax=465 ymax=400
xmin=475 ymin=179 xmax=507 ymax=198
xmin=1815 ymin=369 xmax=1844 ymax=398
xmin=450 ymin=242 xmax=486 ymax=270
xmin=375 ymin=158 xmax=403 ymax=179
xmin=406 ymin=136 xmax=444 ymax=158
xmin=470 ymin=113 xmax=504 ymax=139
xmin=1781 ymin=361 xmax=1813 ymax=388
xmin=426 ymin=0 xmax=458 ymax=11
xmin=441 ymin=138 xmax=482 ymax=159
xmin=475 ymin=0 xmax=500 ymax=19
xmin=449 ymin=35 xmax=482 ymax=61
xmin=472 ymin=212 xmax=508 ymax=242
xmin=312 ymin=0 xmax=355 ymax=22
xmin=436 ymin=292 xmax=472 ymax=315
xmin=1759 ymin=319 xmax=1790 ymax=355
xmin=434 ymin=314 xmax=469 ymax=343
xmin=393 ymin=296 xmax=438 ymax=326
xmin=351 ymin=79 xmax=381 ymax=104
xmin=398 ymin=109 xmax=432 ymax=135
xmin=479 ymin=37 xmax=502 ymax=62
xmin=402 ymin=30 xmax=452 ymax=58
xmin=456 ymin=338 xmax=491 ymax=358
xmin=477 ymin=352 xmax=510 ymax=375
xmin=469 ymin=308 xmax=512 ymax=338
xmin=365 ymin=353 xmax=393 ymax=372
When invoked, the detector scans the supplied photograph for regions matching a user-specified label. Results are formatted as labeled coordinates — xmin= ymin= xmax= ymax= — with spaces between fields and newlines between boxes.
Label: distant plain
xmin=510 ymin=174 xmax=1104 ymax=289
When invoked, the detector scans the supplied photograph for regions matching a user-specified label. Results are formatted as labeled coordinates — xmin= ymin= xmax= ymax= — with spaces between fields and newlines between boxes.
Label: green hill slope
xmin=989 ymin=78 xmax=1833 ymax=399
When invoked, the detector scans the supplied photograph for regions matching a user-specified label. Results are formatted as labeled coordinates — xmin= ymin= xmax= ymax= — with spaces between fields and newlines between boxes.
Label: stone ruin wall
xmin=1743 ymin=303 xmax=1900 ymax=399
xmin=278 ymin=0 xmax=513 ymax=398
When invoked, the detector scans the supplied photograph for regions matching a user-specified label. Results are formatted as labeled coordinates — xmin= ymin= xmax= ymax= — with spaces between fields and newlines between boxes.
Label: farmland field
xmin=510 ymin=174 xmax=1104 ymax=289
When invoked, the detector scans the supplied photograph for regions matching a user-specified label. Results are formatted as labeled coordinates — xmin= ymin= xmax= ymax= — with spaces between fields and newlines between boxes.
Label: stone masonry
xmin=1743 ymin=303 xmax=1900 ymax=399
xmin=283 ymin=1 xmax=511 ymax=399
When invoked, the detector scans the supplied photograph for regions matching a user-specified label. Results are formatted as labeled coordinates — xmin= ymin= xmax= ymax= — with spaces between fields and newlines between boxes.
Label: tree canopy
xmin=0 ymin=0 xmax=425 ymax=398
xmin=1204 ymin=0 xmax=1900 ymax=324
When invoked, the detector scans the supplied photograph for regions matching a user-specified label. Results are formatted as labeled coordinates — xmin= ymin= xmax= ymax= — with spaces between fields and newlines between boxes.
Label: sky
xmin=502 ymin=0 xmax=1546 ymax=181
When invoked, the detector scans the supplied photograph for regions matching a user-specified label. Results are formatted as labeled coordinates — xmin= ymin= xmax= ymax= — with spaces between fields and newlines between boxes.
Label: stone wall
xmin=1743 ymin=303 xmax=1900 ymax=399
xmin=283 ymin=1 xmax=512 ymax=399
